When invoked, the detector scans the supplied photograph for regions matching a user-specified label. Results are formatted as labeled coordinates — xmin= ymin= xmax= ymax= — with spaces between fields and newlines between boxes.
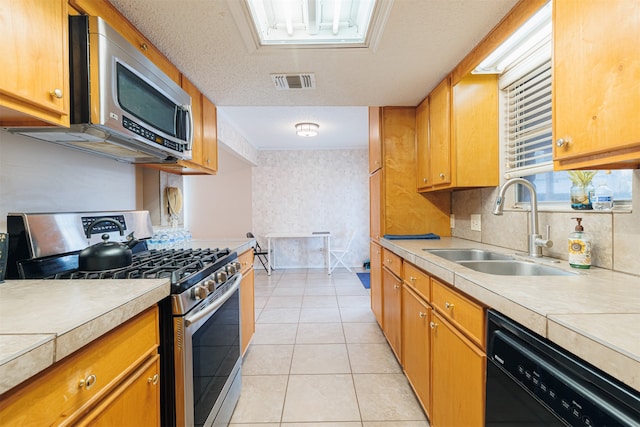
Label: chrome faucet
xmin=492 ymin=178 xmax=553 ymax=258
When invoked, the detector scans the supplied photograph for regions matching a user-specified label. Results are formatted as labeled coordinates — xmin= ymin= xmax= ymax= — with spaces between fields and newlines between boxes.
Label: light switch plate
xmin=450 ymin=214 xmax=455 ymax=229
xmin=470 ymin=214 xmax=482 ymax=232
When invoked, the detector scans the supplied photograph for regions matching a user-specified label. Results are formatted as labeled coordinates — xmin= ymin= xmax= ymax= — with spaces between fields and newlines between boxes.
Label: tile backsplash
xmin=451 ymin=170 xmax=639 ymax=276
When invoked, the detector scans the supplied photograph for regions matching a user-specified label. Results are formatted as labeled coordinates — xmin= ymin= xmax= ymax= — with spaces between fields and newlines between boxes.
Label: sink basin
xmin=424 ymin=248 xmax=514 ymax=261
xmin=457 ymin=260 xmax=574 ymax=276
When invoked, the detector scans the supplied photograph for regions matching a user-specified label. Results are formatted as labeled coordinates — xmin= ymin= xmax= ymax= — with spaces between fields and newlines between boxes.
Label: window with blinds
xmin=503 ymin=59 xmax=552 ymax=178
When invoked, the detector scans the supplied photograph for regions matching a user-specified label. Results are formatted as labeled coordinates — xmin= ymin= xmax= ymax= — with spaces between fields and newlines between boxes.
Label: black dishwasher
xmin=485 ymin=310 xmax=640 ymax=426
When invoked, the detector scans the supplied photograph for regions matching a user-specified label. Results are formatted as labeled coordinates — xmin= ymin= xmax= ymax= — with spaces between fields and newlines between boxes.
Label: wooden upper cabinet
xmin=382 ymin=107 xmax=451 ymax=237
xmin=0 ymin=0 xmax=70 ymax=127
xmin=369 ymin=107 xmax=382 ymax=173
xmin=415 ymin=98 xmax=430 ymax=191
xmin=552 ymin=0 xmax=640 ymax=170
xmin=450 ymin=73 xmax=499 ymax=188
xmin=200 ymin=96 xmax=219 ymax=173
xmin=418 ymin=74 xmax=499 ymax=192
xmin=428 ymin=78 xmax=452 ymax=188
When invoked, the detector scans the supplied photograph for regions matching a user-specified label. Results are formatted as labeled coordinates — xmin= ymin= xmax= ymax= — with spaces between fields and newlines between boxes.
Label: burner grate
xmin=48 ymin=247 xmax=232 ymax=292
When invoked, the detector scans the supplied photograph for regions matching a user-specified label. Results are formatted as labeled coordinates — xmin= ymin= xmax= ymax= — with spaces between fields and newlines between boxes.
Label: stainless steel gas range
xmin=6 ymin=211 xmax=243 ymax=427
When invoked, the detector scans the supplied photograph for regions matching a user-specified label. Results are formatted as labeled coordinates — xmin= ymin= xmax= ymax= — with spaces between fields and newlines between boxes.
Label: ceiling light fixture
xmin=295 ymin=122 xmax=319 ymax=137
xmin=473 ymin=2 xmax=551 ymax=74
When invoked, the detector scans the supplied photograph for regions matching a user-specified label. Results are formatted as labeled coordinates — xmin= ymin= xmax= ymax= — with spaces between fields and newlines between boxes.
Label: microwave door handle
xmin=184 ymin=272 xmax=242 ymax=327
xmin=185 ymin=105 xmax=194 ymax=151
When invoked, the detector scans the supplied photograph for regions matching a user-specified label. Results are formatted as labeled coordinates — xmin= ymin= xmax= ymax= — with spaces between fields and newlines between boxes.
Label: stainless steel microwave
xmin=7 ymin=15 xmax=193 ymax=164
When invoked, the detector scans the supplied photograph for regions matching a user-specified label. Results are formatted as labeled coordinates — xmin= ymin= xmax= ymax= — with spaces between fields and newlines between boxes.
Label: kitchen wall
xmin=183 ymin=147 xmax=253 ymax=239
xmin=251 ymin=149 xmax=369 ymax=270
xmin=0 ymin=131 xmax=137 ymax=231
xmin=451 ymin=170 xmax=640 ymax=276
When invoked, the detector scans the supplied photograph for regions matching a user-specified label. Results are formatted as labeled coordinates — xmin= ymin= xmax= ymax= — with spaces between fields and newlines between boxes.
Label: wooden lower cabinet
xmin=240 ymin=267 xmax=255 ymax=355
xmin=239 ymin=248 xmax=255 ymax=355
xmin=75 ymin=354 xmax=161 ymax=426
xmin=0 ymin=306 xmax=160 ymax=426
xmin=430 ymin=311 xmax=485 ymax=427
xmin=402 ymin=284 xmax=431 ymax=417
xmin=370 ymin=241 xmax=383 ymax=326
xmin=382 ymin=267 xmax=402 ymax=361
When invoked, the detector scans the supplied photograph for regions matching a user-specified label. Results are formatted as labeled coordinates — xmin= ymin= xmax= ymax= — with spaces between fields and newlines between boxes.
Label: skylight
xmin=239 ymin=0 xmax=390 ymax=48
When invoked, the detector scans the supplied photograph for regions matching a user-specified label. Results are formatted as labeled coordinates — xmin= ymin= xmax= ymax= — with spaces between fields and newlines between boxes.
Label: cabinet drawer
xmin=431 ymin=279 xmax=485 ymax=347
xmin=238 ymin=248 xmax=254 ymax=274
xmin=0 ymin=306 xmax=159 ymax=426
xmin=403 ymin=262 xmax=430 ymax=302
xmin=382 ymin=248 xmax=402 ymax=277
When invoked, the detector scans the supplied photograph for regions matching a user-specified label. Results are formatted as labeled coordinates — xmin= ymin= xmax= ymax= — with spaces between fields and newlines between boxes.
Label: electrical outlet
xmin=470 ymin=214 xmax=482 ymax=232
xmin=450 ymin=214 xmax=455 ymax=229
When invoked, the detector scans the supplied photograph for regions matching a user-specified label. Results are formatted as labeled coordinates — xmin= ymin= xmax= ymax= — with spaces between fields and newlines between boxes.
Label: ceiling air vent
xmin=270 ymin=73 xmax=316 ymax=90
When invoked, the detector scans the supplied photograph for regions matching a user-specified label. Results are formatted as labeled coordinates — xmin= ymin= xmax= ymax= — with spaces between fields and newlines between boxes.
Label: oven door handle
xmin=184 ymin=272 xmax=242 ymax=327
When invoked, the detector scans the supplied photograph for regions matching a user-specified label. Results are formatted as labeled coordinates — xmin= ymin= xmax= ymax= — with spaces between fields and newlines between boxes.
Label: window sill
xmin=509 ymin=204 xmax=632 ymax=214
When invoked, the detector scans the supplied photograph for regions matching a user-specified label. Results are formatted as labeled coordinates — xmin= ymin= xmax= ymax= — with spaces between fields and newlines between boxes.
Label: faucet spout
xmin=492 ymin=178 xmax=551 ymax=257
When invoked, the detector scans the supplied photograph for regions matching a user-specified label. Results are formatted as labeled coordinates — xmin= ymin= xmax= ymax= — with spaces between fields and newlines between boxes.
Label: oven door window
xmin=191 ymin=289 xmax=240 ymax=426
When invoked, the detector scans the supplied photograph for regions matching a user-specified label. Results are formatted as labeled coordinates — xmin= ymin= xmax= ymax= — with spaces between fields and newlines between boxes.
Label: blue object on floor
xmin=383 ymin=233 xmax=440 ymax=240
xmin=357 ymin=272 xmax=370 ymax=289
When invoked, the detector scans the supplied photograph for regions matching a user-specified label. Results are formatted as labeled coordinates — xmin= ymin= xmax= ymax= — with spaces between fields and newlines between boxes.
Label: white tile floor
xmin=230 ymin=267 xmax=429 ymax=427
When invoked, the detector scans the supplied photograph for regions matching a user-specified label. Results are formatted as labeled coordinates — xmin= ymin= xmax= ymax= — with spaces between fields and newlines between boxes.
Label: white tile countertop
xmin=0 ymin=278 xmax=170 ymax=395
xmin=380 ymin=237 xmax=640 ymax=392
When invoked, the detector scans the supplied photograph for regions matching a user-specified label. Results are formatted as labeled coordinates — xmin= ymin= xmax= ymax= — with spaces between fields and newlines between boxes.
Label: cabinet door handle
xmin=393 ymin=284 xmax=400 ymax=289
xmin=140 ymin=42 xmax=149 ymax=51
xmin=439 ymin=173 xmax=445 ymax=179
xmin=148 ymin=373 xmax=159 ymax=385
xmin=419 ymin=311 xmax=426 ymax=319
xmin=445 ymin=302 xmax=455 ymax=309
xmin=409 ymin=276 xmax=416 ymax=282
xmin=430 ymin=321 xmax=438 ymax=329
xmin=49 ymin=88 xmax=63 ymax=99
xmin=79 ymin=374 xmax=97 ymax=390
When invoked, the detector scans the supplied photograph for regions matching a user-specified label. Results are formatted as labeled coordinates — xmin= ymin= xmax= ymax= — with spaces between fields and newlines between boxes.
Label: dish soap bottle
xmin=568 ymin=217 xmax=591 ymax=269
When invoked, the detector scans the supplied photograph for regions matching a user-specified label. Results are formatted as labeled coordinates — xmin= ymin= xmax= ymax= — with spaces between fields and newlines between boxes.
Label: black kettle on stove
xmin=78 ymin=218 xmax=139 ymax=271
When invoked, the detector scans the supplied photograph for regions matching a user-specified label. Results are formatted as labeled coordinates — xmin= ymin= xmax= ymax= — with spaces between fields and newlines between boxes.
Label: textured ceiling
xmin=107 ymin=0 xmax=520 ymax=151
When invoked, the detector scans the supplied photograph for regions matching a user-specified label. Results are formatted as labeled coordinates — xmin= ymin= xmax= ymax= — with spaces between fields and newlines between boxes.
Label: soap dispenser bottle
xmin=568 ymin=217 xmax=591 ymax=269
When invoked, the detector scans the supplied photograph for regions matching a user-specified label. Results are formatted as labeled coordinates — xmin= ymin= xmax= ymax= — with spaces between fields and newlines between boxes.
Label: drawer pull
xmin=419 ymin=311 xmax=426 ymax=319
xmin=430 ymin=321 xmax=438 ymax=329
xmin=393 ymin=284 xmax=400 ymax=289
xmin=148 ymin=374 xmax=159 ymax=385
xmin=410 ymin=276 xmax=416 ymax=282
xmin=445 ymin=302 xmax=455 ymax=310
xmin=79 ymin=374 xmax=97 ymax=390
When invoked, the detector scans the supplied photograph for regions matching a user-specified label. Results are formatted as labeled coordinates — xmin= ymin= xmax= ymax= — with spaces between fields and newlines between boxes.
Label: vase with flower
xmin=568 ymin=171 xmax=597 ymax=210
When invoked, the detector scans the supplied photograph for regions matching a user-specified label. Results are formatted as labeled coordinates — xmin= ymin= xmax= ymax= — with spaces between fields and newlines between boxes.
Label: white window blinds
xmin=503 ymin=59 xmax=553 ymax=179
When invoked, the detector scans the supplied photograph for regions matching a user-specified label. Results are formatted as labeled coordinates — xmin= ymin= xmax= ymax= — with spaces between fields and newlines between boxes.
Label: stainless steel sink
xmin=424 ymin=248 xmax=514 ymax=261
xmin=457 ymin=260 xmax=574 ymax=276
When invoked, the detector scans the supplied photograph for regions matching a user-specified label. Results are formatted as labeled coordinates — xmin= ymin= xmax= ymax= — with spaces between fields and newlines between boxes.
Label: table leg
xmin=267 ymin=238 xmax=272 ymax=276
xmin=326 ymin=235 xmax=331 ymax=275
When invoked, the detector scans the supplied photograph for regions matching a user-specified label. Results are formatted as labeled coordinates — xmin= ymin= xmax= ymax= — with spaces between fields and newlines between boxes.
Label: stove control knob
xmin=225 ymin=264 xmax=237 ymax=275
xmin=215 ymin=271 xmax=227 ymax=284
xmin=204 ymin=279 xmax=216 ymax=291
xmin=192 ymin=285 xmax=209 ymax=300
xmin=233 ymin=261 xmax=242 ymax=271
